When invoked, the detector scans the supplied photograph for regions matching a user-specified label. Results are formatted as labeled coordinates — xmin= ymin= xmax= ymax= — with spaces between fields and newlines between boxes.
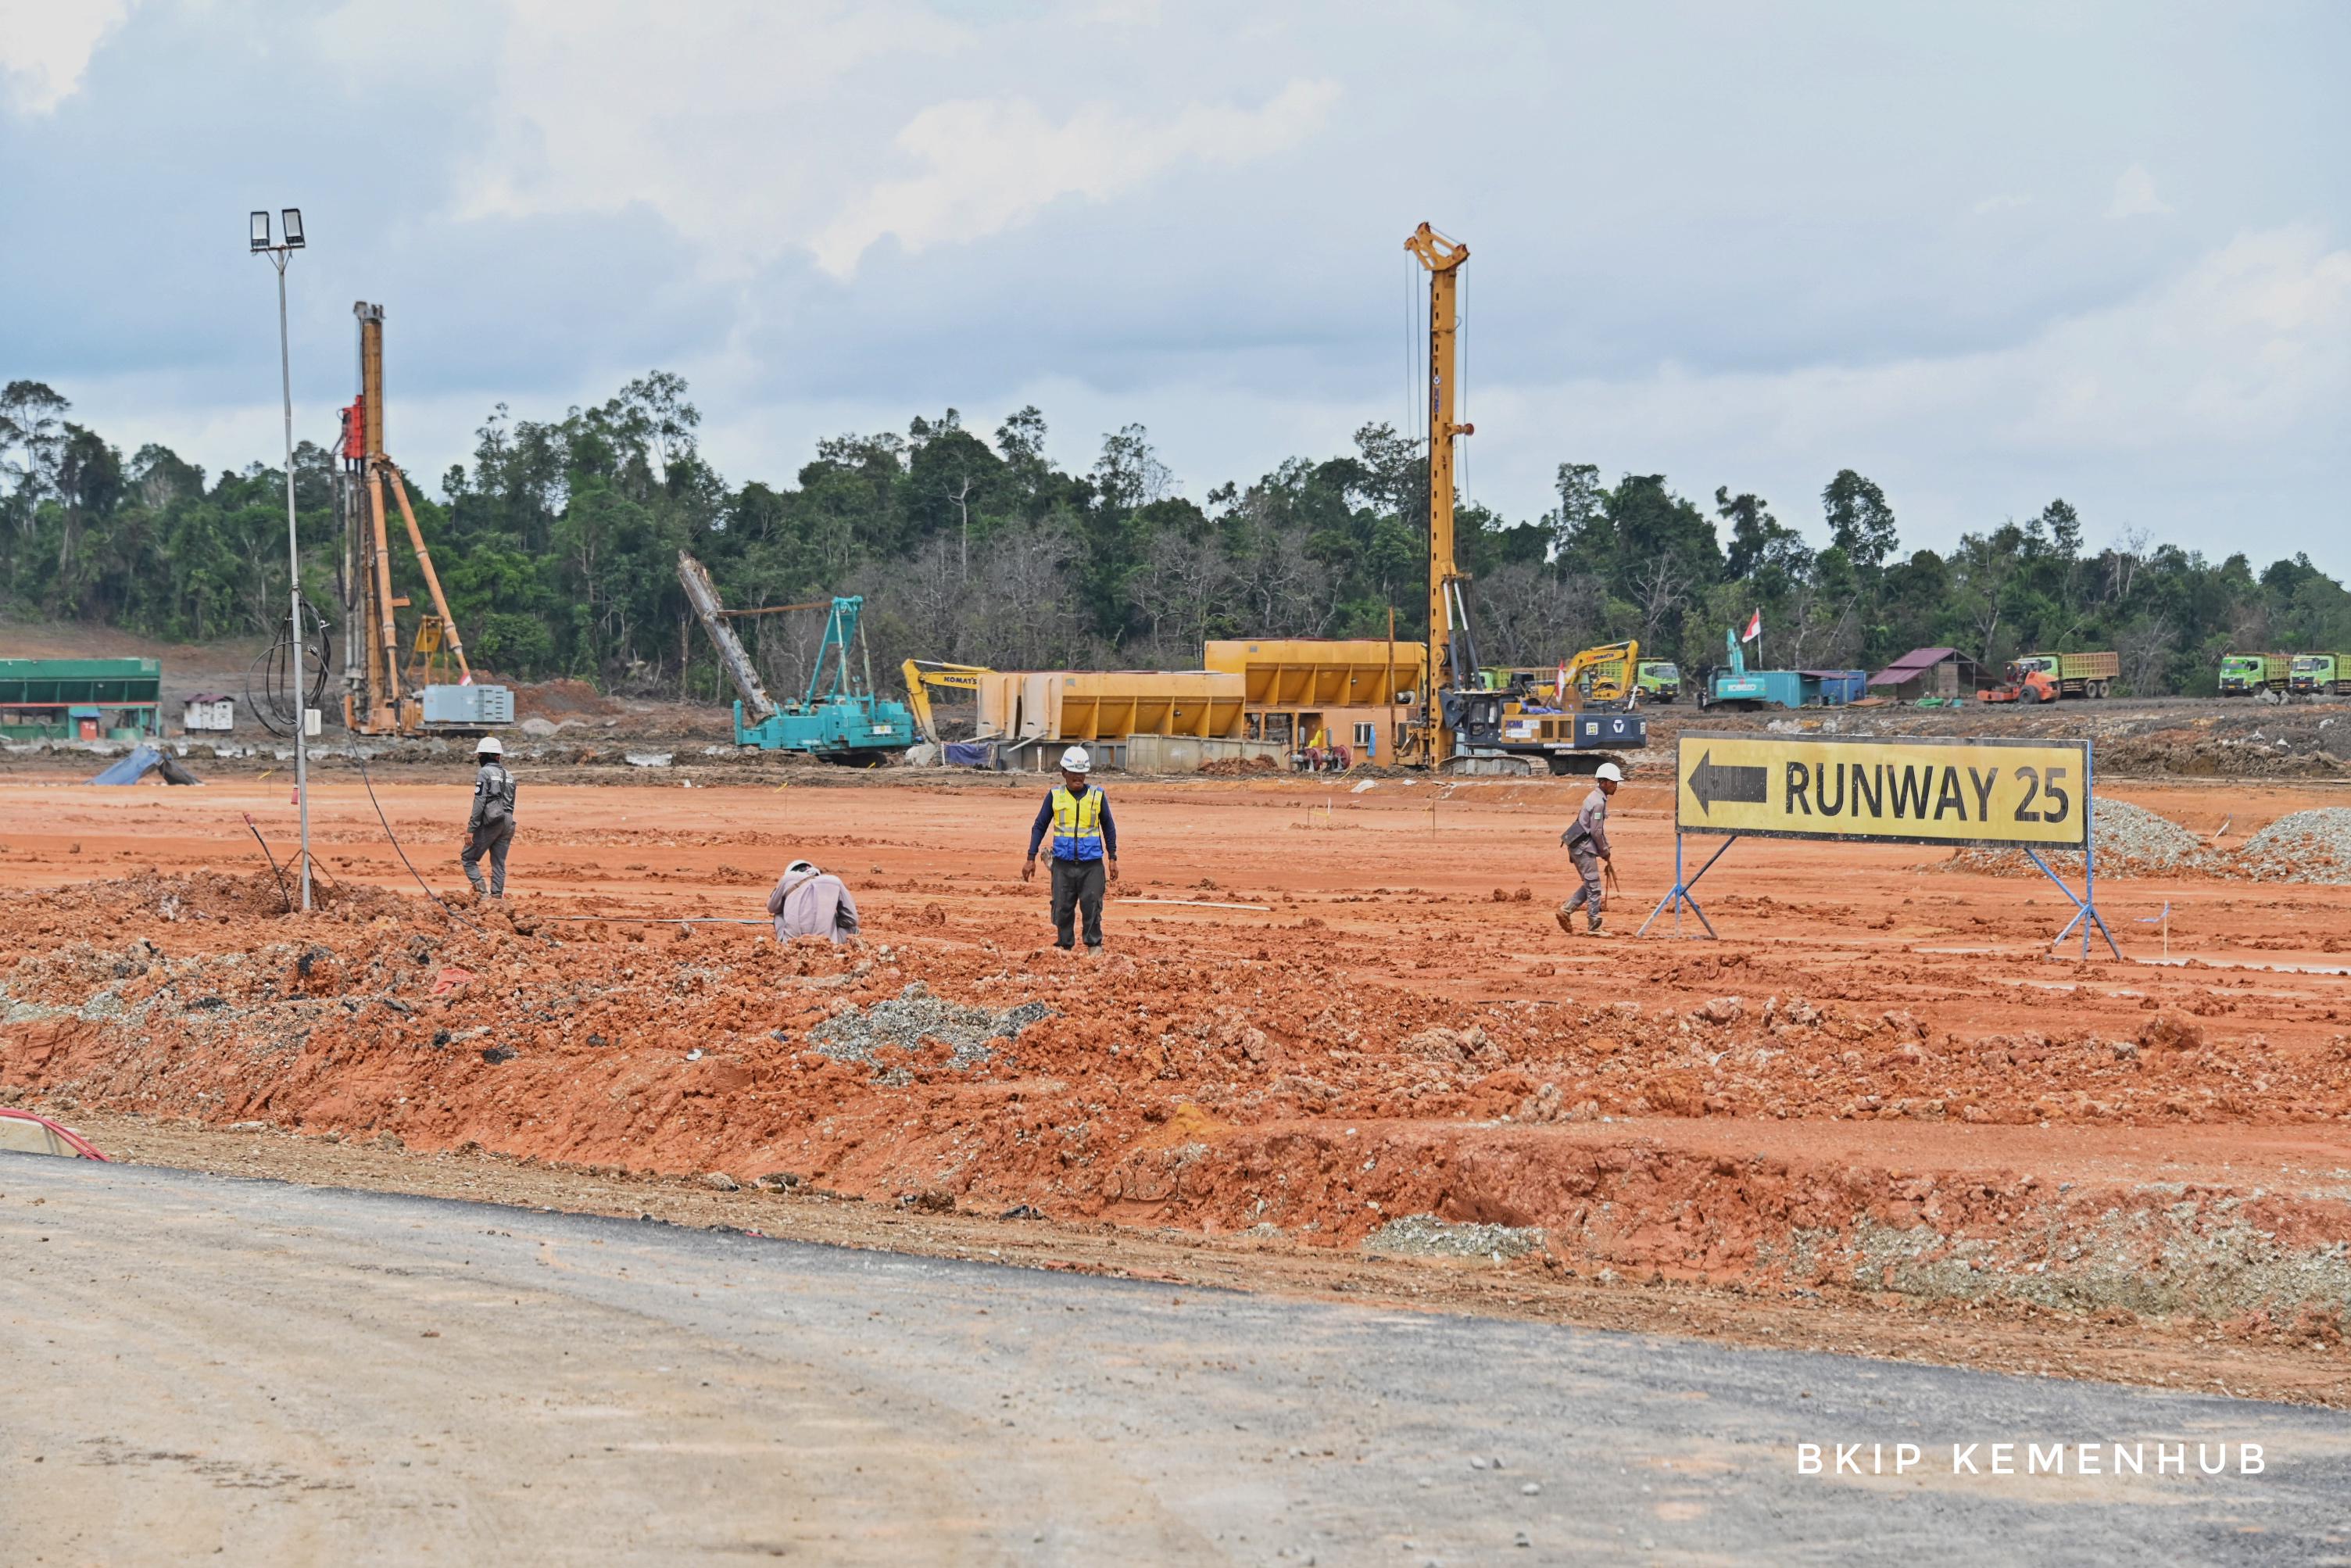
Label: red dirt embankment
xmin=5 ymin=775 xmax=2351 ymax=1330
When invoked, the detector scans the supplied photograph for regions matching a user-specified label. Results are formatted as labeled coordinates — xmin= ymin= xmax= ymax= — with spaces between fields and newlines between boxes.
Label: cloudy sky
xmin=3 ymin=0 xmax=2345 ymax=564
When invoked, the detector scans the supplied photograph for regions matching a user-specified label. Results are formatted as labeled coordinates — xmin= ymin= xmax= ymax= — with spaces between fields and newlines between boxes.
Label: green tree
xmin=1822 ymin=469 xmax=1898 ymax=569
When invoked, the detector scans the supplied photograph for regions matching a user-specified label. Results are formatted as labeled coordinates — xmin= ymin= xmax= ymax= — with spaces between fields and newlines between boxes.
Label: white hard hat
xmin=787 ymin=860 xmax=816 ymax=875
xmin=476 ymin=736 xmax=504 ymax=757
xmin=1059 ymin=746 xmax=1091 ymax=774
xmin=1594 ymin=761 xmax=1623 ymax=783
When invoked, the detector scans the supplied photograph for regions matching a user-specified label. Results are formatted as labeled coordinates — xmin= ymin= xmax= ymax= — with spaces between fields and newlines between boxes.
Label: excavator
xmin=677 ymin=553 xmax=916 ymax=761
xmin=902 ymin=660 xmax=993 ymax=743
xmin=1481 ymin=641 xmax=1641 ymax=708
xmin=1562 ymin=640 xmax=1640 ymax=706
xmin=1401 ymin=222 xmax=1644 ymax=775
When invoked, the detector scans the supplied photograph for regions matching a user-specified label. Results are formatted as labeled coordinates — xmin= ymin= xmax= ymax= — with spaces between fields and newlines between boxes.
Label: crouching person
xmin=768 ymin=858 xmax=860 ymax=946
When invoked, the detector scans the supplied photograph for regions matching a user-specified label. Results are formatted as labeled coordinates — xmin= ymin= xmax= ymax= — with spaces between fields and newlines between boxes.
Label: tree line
xmin=5 ymin=373 xmax=2346 ymax=700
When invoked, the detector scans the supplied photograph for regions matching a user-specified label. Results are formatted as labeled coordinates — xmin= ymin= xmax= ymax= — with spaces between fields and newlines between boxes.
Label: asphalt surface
xmin=5 ymin=1156 xmax=2349 ymax=1566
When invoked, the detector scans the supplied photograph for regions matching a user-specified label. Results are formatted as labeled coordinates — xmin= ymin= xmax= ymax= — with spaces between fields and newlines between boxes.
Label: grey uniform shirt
xmin=467 ymin=762 xmax=514 ymax=832
xmin=1568 ymin=787 xmax=1612 ymax=858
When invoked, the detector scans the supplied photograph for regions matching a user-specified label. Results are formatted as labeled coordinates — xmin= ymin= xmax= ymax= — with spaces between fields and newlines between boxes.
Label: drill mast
xmin=1405 ymin=222 xmax=1474 ymax=768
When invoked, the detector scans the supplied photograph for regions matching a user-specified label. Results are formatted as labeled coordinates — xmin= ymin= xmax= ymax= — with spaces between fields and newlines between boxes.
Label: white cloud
xmin=0 ymin=0 xmax=135 ymax=114
xmin=1970 ymin=192 xmax=2032 ymax=216
xmin=2106 ymin=163 xmax=2173 ymax=219
xmin=453 ymin=0 xmax=968 ymax=269
xmin=809 ymin=80 xmax=1341 ymax=278
xmin=446 ymin=0 xmax=1337 ymax=281
xmin=1447 ymin=226 xmax=2350 ymax=550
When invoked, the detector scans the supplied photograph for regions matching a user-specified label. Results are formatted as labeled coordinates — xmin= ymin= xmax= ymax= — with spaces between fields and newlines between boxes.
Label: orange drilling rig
xmin=333 ymin=303 xmax=512 ymax=736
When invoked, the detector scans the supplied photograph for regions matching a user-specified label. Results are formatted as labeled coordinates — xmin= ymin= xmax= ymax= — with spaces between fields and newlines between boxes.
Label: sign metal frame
xmin=1641 ymin=731 xmax=2120 ymax=958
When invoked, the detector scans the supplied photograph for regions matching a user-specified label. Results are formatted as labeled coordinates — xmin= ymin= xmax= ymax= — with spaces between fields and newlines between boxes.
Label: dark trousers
xmin=1050 ymin=857 xmax=1105 ymax=948
xmin=463 ymin=817 xmax=514 ymax=896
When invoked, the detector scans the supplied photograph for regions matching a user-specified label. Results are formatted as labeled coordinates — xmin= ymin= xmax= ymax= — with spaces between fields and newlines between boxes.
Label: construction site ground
xmin=6 ymin=764 xmax=2351 ymax=1410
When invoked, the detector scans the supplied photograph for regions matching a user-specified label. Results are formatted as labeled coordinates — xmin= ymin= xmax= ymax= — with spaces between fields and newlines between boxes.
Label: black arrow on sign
xmin=1687 ymin=749 xmax=1769 ymax=815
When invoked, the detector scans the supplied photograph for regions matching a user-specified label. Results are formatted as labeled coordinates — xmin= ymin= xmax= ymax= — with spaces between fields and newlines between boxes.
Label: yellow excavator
xmin=1482 ymin=641 xmax=1641 ymax=709
xmin=902 ymin=660 xmax=993 ymax=743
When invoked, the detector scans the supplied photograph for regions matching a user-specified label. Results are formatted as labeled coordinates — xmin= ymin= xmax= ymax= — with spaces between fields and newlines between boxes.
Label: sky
xmin=2 ymin=0 xmax=2346 ymax=567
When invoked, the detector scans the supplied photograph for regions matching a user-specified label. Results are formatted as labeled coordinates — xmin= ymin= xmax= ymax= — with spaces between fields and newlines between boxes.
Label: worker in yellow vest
xmin=1021 ymin=746 xmax=1120 ymax=950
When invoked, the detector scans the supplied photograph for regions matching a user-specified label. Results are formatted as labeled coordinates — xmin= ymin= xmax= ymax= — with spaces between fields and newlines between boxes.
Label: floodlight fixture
xmin=250 ymin=210 xmax=270 ymax=250
xmin=281 ymin=208 xmax=304 ymax=248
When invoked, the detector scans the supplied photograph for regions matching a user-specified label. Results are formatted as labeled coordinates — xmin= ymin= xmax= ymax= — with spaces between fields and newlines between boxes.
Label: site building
xmin=1868 ymin=646 xmax=1985 ymax=701
xmin=0 ymin=658 xmax=163 ymax=741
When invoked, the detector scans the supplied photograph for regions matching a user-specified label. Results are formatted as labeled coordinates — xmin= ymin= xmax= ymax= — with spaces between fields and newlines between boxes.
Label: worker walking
xmin=768 ymin=858 xmax=861 ymax=946
xmin=1022 ymin=746 xmax=1119 ymax=950
xmin=1556 ymin=761 xmax=1623 ymax=935
xmin=460 ymin=736 xmax=517 ymax=898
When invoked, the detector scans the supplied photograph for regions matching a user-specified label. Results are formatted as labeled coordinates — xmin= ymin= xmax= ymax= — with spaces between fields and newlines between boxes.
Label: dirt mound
xmin=7 ymin=867 xmax=2349 ymax=1235
xmin=2100 ymin=729 xmax=2349 ymax=779
xmin=510 ymin=678 xmax=623 ymax=722
xmin=1198 ymin=755 xmax=1279 ymax=776
xmin=5 ymin=867 xmax=417 ymax=927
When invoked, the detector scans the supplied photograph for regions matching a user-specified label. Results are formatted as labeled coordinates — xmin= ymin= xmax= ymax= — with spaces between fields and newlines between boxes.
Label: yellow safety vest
xmin=1050 ymin=786 xmax=1105 ymax=861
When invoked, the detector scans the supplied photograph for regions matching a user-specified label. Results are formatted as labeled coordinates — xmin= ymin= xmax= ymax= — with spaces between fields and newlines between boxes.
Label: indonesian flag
xmin=1741 ymin=609 xmax=1762 ymax=643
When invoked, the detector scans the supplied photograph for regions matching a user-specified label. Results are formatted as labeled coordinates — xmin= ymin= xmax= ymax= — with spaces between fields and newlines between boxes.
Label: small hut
xmin=1867 ymin=647 xmax=1984 ymax=701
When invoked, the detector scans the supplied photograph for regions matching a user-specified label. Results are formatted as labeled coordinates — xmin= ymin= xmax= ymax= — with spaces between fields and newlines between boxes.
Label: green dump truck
xmin=1635 ymin=660 xmax=1681 ymax=703
xmin=2012 ymin=650 xmax=2120 ymax=699
xmin=2220 ymin=652 xmax=2292 ymax=696
xmin=2289 ymin=654 xmax=2351 ymax=696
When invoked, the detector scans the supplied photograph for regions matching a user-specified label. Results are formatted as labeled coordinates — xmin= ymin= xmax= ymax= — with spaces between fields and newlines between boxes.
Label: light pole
xmin=251 ymin=207 xmax=311 ymax=911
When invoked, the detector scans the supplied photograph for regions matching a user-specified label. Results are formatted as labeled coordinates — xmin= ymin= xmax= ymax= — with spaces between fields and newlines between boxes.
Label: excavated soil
xmin=6 ymin=771 xmax=2351 ymax=1368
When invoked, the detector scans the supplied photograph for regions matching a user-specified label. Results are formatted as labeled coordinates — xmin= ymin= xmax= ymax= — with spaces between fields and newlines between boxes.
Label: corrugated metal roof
xmin=1867 ymin=646 xmax=1960 ymax=685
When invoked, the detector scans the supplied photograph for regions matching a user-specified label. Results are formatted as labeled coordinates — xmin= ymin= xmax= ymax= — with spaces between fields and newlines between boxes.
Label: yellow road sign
xmin=1674 ymin=732 xmax=2091 ymax=848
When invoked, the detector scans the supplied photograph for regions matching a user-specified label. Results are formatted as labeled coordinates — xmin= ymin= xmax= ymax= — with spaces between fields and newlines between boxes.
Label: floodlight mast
xmin=253 ymin=206 xmax=312 ymax=911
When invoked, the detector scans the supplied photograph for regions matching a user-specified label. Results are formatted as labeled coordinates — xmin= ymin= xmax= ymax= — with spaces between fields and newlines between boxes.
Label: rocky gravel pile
xmin=809 ymin=981 xmax=1052 ymax=1077
xmin=1944 ymin=800 xmax=2351 ymax=886
xmin=1941 ymin=798 xmax=2216 ymax=879
xmin=2235 ymin=808 xmax=2351 ymax=885
xmin=1364 ymin=1214 xmax=1547 ymax=1259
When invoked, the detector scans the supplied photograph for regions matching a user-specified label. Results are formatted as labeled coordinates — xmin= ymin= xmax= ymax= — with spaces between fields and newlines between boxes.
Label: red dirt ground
xmin=5 ymin=769 xmax=2350 ymax=1366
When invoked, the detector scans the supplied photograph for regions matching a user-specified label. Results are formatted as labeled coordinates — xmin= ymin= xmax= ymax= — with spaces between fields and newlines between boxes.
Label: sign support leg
xmin=2023 ymin=847 xmax=2120 ymax=960
xmin=1637 ymin=832 xmax=1737 ymax=939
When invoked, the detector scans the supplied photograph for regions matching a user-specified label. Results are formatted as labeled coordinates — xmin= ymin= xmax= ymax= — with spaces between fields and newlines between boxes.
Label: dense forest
xmin=4 ymin=373 xmax=2347 ymax=700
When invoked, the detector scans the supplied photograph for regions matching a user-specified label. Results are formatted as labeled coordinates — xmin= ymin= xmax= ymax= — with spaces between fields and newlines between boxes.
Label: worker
xmin=460 ymin=736 xmax=517 ymax=898
xmin=1021 ymin=745 xmax=1119 ymax=950
xmin=1555 ymin=761 xmax=1622 ymax=935
xmin=768 ymin=858 xmax=860 ymax=946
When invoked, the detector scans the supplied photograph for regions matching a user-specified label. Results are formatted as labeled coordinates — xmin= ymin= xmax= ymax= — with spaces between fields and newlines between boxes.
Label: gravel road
xmin=7 ymin=1156 xmax=2350 ymax=1565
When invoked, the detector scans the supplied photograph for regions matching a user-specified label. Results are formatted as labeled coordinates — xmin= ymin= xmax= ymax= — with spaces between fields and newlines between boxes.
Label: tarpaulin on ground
xmin=943 ymin=741 xmax=997 ymax=769
xmin=87 ymin=744 xmax=202 ymax=786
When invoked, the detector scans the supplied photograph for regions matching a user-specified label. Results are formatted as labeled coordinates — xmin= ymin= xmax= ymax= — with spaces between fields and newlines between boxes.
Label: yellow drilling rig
xmin=1401 ymin=223 xmax=1644 ymax=775
xmin=333 ymin=303 xmax=513 ymax=736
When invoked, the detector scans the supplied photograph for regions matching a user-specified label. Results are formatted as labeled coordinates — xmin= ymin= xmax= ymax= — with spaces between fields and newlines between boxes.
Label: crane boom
xmin=676 ymin=550 xmax=778 ymax=721
xmin=1405 ymin=221 xmax=1473 ymax=768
